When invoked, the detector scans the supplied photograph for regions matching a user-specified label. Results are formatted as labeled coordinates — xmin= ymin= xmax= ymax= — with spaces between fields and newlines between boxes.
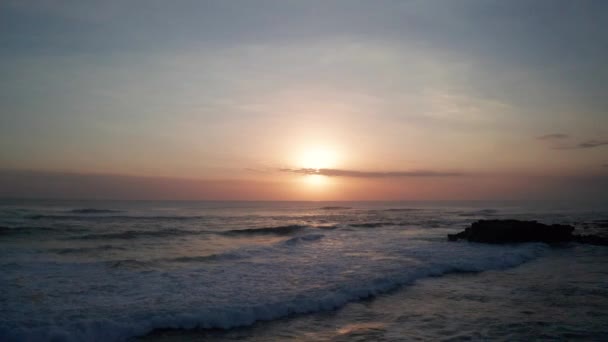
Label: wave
xmin=167 ymin=253 xmax=243 ymax=263
xmin=108 ymin=250 xmax=251 ymax=269
xmin=283 ymin=233 xmax=325 ymax=245
xmin=382 ymin=208 xmax=422 ymax=212
xmin=319 ymin=206 xmax=352 ymax=210
xmin=50 ymin=245 xmax=126 ymax=254
xmin=0 ymin=225 xmax=86 ymax=236
xmin=223 ymin=224 xmax=307 ymax=236
xmin=592 ymin=219 xmax=608 ymax=228
xmin=105 ymin=259 xmax=155 ymax=269
xmin=73 ymin=228 xmax=202 ymax=240
xmin=28 ymin=214 xmax=209 ymax=221
xmin=69 ymin=208 xmax=123 ymax=214
xmin=0 ymin=243 xmax=547 ymax=342
xmin=174 ymin=233 xmax=326 ymax=264
xmin=45 ymin=252 xmax=248 ymax=270
xmin=109 ymin=233 xmax=327 ymax=268
xmin=108 ymin=251 xmax=253 ymax=269
xmin=458 ymin=209 xmax=499 ymax=217
xmin=349 ymin=222 xmax=395 ymax=228
xmin=313 ymin=224 xmax=339 ymax=230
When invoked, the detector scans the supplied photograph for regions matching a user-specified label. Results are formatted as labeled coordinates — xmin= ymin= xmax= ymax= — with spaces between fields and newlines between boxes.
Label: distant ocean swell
xmin=49 ymin=244 xmax=127 ymax=254
xmin=21 ymin=206 xmax=424 ymax=219
xmin=98 ymin=235 xmax=327 ymax=269
xmin=1 ymin=223 xmax=396 ymax=240
xmin=27 ymin=214 xmax=210 ymax=221
xmin=0 ymin=225 xmax=88 ymax=236
xmin=72 ymin=228 xmax=204 ymax=240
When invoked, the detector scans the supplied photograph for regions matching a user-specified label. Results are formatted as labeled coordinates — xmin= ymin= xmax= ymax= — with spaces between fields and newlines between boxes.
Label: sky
xmin=1 ymin=0 xmax=607 ymax=200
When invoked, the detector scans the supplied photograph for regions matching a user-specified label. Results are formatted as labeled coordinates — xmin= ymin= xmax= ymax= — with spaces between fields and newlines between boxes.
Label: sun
xmin=292 ymin=146 xmax=339 ymax=187
xmin=296 ymin=147 xmax=338 ymax=170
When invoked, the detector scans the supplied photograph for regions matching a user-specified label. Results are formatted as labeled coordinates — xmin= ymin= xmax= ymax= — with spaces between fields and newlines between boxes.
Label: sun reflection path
xmin=303 ymin=174 xmax=327 ymax=186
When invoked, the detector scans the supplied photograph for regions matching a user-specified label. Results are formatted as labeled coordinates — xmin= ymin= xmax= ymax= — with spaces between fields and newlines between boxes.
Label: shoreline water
xmin=1 ymin=200 xmax=606 ymax=341
xmin=140 ymin=244 xmax=608 ymax=341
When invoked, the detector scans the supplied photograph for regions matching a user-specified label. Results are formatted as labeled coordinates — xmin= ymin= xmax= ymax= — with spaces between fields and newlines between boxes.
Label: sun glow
xmin=302 ymin=174 xmax=328 ymax=186
xmin=292 ymin=146 xmax=340 ymax=188
xmin=296 ymin=147 xmax=338 ymax=170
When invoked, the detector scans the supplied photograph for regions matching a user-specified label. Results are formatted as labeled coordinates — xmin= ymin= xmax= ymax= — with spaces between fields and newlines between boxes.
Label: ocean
xmin=1 ymin=200 xmax=607 ymax=341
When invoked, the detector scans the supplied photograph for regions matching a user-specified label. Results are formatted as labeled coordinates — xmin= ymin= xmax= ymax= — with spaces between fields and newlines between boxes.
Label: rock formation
xmin=448 ymin=219 xmax=608 ymax=245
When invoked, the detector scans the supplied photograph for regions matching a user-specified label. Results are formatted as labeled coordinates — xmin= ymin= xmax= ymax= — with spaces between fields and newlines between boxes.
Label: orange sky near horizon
xmin=0 ymin=168 xmax=606 ymax=201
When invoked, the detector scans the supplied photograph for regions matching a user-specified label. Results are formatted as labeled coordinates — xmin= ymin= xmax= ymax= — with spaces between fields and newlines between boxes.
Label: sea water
xmin=0 ymin=200 xmax=606 ymax=341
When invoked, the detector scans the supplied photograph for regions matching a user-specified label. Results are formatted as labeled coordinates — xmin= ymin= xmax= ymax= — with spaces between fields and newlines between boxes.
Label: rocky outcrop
xmin=448 ymin=219 xmax=608 ymax=245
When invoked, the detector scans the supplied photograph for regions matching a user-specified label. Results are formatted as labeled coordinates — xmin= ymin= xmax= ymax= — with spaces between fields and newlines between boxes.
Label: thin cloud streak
xmin=554 ymin=139 xmax=608 ymax=150
xmin=279 ymin=168 xmax=464 ymax=178
xmin=537 ymin=133 xmax=569 ymax=140
xmin=577 ymin=140 xmax=608 ymax=149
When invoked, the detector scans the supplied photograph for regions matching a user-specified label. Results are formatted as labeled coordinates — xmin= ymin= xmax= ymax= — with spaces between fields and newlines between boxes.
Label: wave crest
xmin=69 ymin=208 xmax=123 ymax=214
xmin=350 ymin=222 xmax=395 ymax=228
xmin=50 ymin=245 xmax=126 ymax=254
xmin=223 ymin=225 xmax=307 ymax=236
xmin=73 ymin=228 xmax=201 ymax=240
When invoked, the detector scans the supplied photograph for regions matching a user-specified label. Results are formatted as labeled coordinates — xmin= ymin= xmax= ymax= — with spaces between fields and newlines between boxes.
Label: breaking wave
xmin=0 ymin=242 xmax=547 ymax=342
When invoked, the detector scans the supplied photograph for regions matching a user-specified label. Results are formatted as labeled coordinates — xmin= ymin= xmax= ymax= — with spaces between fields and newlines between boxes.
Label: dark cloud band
xmin=554 ymin=140 xmax=608 ymax=150
xmin=537 ymin=133 xmax=569 ymax=140
xmin=279 ymin=168 xmax=464 ymax=178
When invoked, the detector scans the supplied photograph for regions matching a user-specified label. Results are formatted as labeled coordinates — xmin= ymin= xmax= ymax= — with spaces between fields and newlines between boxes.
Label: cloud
xmin=279 ymin=168 xmax=464 ymax=178
xmin=537 ymin=133 xmax=608 ymax=150
xmin=537 ymin=133 xmax=569 ymax=140
xmin=554 ymin=139 xmax=608 ymax=150
xmin=576 ymin=140 xmax=608 ymax=149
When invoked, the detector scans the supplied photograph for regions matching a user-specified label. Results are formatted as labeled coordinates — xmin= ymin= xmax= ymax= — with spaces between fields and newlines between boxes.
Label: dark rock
xmin=448 ymin=219 xmax=608 ymax=246
xmin=448 ymin=219 xmax=574 ymax=244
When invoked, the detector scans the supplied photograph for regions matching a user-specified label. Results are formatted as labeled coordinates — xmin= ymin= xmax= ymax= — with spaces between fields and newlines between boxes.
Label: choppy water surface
xmin=1 ymin=200 xmax=607 ymax=341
